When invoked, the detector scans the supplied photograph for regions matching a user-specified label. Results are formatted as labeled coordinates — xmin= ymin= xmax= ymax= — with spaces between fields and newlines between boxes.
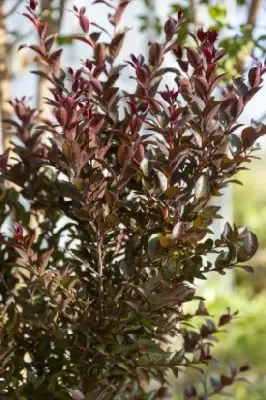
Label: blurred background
xmin=1 ymin=0 xmax=266 ymax=398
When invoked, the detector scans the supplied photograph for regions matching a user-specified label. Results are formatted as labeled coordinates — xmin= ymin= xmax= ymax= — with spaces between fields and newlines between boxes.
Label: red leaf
xmin=94 ymin=43 xmax=106 ymax=64
xmin=164 ymin=17 xmax=177 ymax=41
xmin=193 ymin=76 xmax=208 ymax=99
xmin=176 ymin=77 xmax=193 ymax=99
xmin=186 ymin=47 xmax=201 ymax=68
xmin=110 ymin=33 xmax=125 ymax=59
xmin=113 ymin=0 xmax=130 ymax=26
xmin=136 ymin=67 xmax=149 ymax=86
xmin=90 ymin=77 xmax=103 ymax=94
xmin=89 ymin=115 xmax=105 ymax=135
xmin=118 ymin=145 xmax=134 ymax=167
xmin=19 ymin=44 xmax=46 ymax=58
xmin=203 ymin=101 xmax=221 ymax=120
xmin=134 ymin=143 xmax=145 ymax=164
xmin=69 ymin=35 xmax=94 ymax=48
xmin=148 ymin=43 xmax=165 ymax=67
xmin=79 ymin=14 xmax=90 ymax=33
xmin=239 ymin=364 xmax=250 ymax=372
xmin=219 ymin=314 xmax=232 ymax=326
xmin=49 ymin=49 xmax=62 ymax=73
xmin=241 ymin=126 xmax=258 ymax=149
xmin=130 ymin=117 xmax=143 ymax=135
xmin=248 ymin=66 xmax=261 ymax=88
xmin=55 ymin=107 xmax=68 ymax=127
xmin=221 ymin=375 xmax=234 ymax=386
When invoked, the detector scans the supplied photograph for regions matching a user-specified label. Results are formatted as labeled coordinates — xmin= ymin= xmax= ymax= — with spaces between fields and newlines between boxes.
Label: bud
xmin=197 ymin=27 xmax=206 ymax=42
xmin=29 ymin=0 xmax=38 ymax=10
xmin=207 ymin=29 xmax=218 ymax=45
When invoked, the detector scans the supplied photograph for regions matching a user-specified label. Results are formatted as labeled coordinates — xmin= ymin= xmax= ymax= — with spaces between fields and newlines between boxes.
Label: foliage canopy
xmin=0 ymin=1 xmax=264 ymax=399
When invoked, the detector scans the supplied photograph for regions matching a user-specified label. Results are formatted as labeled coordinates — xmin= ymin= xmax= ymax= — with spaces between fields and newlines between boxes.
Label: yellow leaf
xmin=74 ymin=178 xmax=84 ymax=190
xmin=62 ymin=142 xmax=71 ymax=158
xmin=159 ymin=235 xmax=171 ymax=248
xmin=164 ymin=187 xmax=179 ymax=198
xmin=193 ymin=216 xmax=203 ymax=228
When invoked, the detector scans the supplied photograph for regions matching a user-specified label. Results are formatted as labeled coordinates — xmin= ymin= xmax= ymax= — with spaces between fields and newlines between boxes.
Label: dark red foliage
xmin=0 ymin=1 xmax=263 ymax=399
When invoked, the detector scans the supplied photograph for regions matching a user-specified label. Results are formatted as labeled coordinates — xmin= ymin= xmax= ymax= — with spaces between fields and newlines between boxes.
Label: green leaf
xmin=208 ymin=4 xmax=227 ymax=25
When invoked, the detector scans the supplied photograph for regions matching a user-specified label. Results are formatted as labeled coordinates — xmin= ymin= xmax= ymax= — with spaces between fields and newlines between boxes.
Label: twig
xmin=97 ymin=234 xmax=104 ymax=305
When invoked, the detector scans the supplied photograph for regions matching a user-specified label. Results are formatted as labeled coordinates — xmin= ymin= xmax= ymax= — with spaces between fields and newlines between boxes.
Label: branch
xmin=238 ymin=0 xmax=262 ymax=74
xmin=97 ymin=235 xmax=104 ymax=308
xmin=191 ymin=0 xmax=199 ymax=27
xmin=247 ymin=0 xmax=261 ymax=26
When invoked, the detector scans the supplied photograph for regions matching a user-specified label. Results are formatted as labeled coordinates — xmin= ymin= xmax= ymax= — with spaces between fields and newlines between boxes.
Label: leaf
xmin=164 ymin=186 xmax=179 ymax=198
xmin=233 ymin=77 xmax=248 ymax=97
xmin=219 ymin=314 xmax=232 ymax=326
xmin=237 ymin=265 xmax=254 ymax=274
xmin=68 ymin=34 xmax=94 ymax=47
xmin=176 ymin=77 xmax=193 ymax=98
xmin=186 ymin=47 xmax=201 ymax=68
xmin=218 ymin=109 xmax=230 ymax=129
xmin=119 ymin=259 xmax=135 ymax=279
xmin=173 ymin=222 xmax=184 ymax=239
xmin=195 ymin=174 xmax=209 ymax=200
xmin=243 ymin=230 xmax=259 ymax=256
xmin=196 ymin=300 xmax=209 ymax=316
xmin=204 ymin=101 xmax=221 ymax=120
xmin=49 ymin=49 xmax=62 ymax=73
xmin=148 ymin=235 xmax=160 ymax=259
xmin=210 ymin=376 xmax=222 ymax=391
xmin=193 ymin=75 xmax=208 ymax=99
xmin=118 ymin=144 xmax=134 ymax=166
xmin=229 ymin=134 xmax=242 ymax=155
xmin=110 ymin=32 xmax=125 ymax=58
xmin=39 ymin=248 xmax=54 ymax=274
xmin=90 ymin=77 xmax=103 ymax=94
xmin=68 ymin=389 xmax=85 ymax=400
xmin=241 ymin=127 xmax=258 ymax=149
xmin=208 ymin=4 xmax=227 ymax=25
xmin=79 ymin=14 xmax=90 ymax=33
xmin=113 ymin=0 xmax=130 ymax=26
xmin=159 ymin=235 xmax=171 ymax=248
xmin=136 ymin=66 xmax=148 ymax=86
xmin=248 ymin=66 xmax=261 ymax=88
xmin=221 ymin=374 xmax=234 ymax=386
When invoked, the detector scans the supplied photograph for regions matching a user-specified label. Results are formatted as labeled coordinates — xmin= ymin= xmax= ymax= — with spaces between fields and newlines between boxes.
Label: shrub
xmin=0 ymin=1 xmax=264 ymax=399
